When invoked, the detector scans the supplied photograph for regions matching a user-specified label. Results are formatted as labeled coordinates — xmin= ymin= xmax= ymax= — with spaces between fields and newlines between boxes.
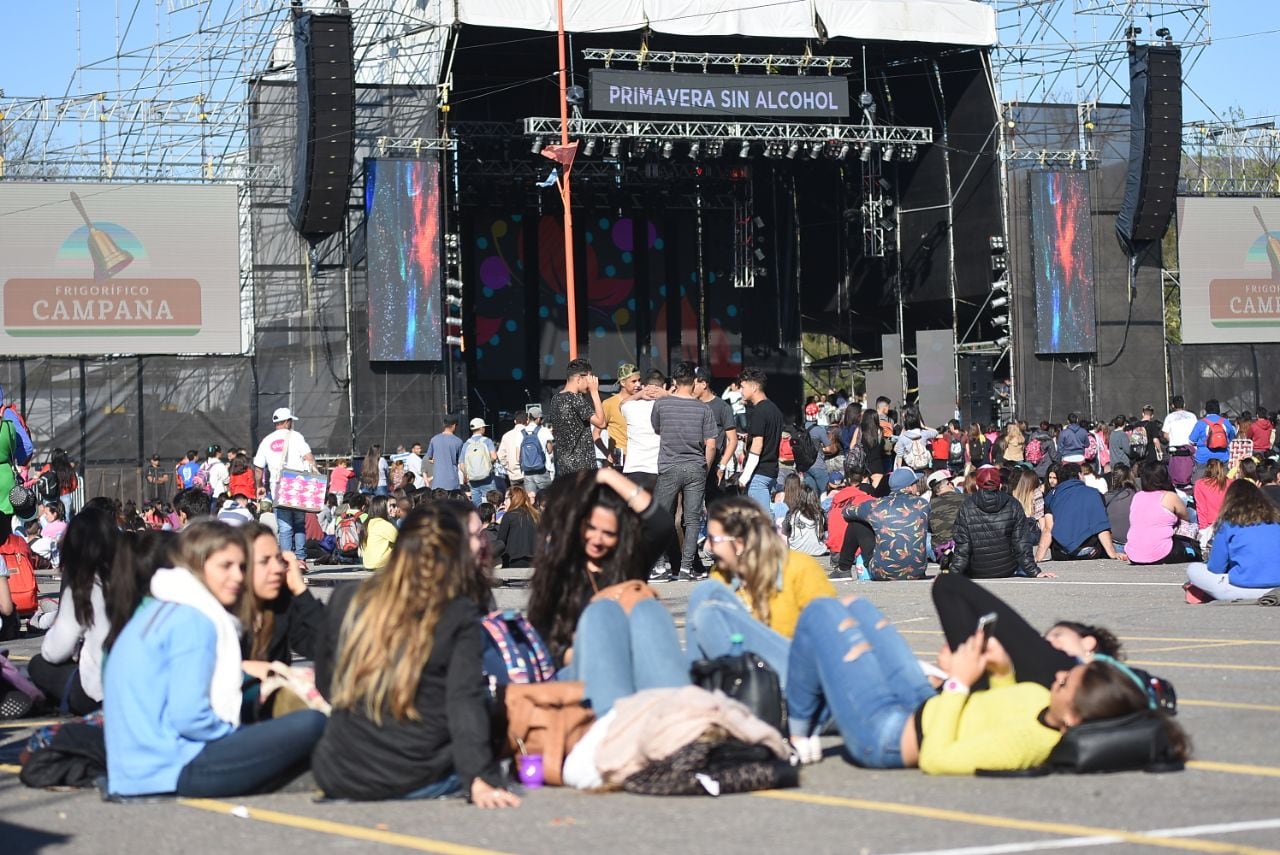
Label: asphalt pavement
xmin=2 ymin=560 xmax=1278 ymax=855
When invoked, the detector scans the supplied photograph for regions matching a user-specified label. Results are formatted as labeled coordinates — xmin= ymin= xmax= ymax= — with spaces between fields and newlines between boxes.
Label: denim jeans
xmin=653 ymin=461 xmax=709 ymax=571
xmin=175 ymin=710 xmax=326 ymax=797
xmin=275 ymin=506 xmax=307 ymax=562
xmin=401 ymin=773 xmax=461 ymax=800
xmin=523 ymin=472 xmax=552 ymax=496
xmin=560 ymin=599 xmax=688 ymax=715
xmin=1185 ymin=562 xmax=1273 ymax=601
xmin=786 ymin=598 xmax=935 ymax=768
xmin=746 ymin=474 xmax=776 ymax=514
xmin=685 ymin=580 xmax=791 ymax=688
xmin=469 ymin=479 xmax=496 ymax=506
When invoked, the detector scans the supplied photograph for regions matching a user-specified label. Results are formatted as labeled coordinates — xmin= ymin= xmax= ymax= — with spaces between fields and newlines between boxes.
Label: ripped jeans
xmin=786 ymin=598 xmax=935 ymax=768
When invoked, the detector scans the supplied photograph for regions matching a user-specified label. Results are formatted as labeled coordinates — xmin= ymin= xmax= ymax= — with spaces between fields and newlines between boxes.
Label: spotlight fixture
xmin=609 ymin=138 xmax=623 ymax=158
xmin=992 ymin=256 xmax=1008 ymax=272
xmin=992 ymin=277 xmax=1009 ymax=292
xmin=765 ymin=142 xmax=783 ymax=159
xmin=809 ymin=141 xmax=825 ymax=158
xmin=445 ymin=335 xmax=464 ymax=347
xmin=445 ymin=294 xmax=463 ymax=308
xmin=882 ymin=144 xmax=895 ymax=162
xmin=786 ymin=141 xmax=801 ymax=160
xmin=995 ymin=335 xmax=1010 ymax=348
xmin=837 ymin=142 xmax=851 ymax=159
xmin=661 ymin=140 xmax=675 ymax=159
xmin=754 ymin=248 xmax=766 ymax=261
xmin=990 ymin=236 xmax=1007 ymax=251
xmin=753 ymin=216 xmax=765 ymax=229
xmin=878 ymin=178 xmax=892 ymax=192
xmin=739 ymin=140 xmax=752 ymax=159
xmin=860 ymin=143 xmax=873 ymax=162
xmin=634 ymin=139 xmax=652 ymax=157
xmin=707 ymin=140 xmax=724 ymax=158
xmin=991 ymin=295 xmax=1009 ymax=309
xmin=992 ymin=314 xmax=1009 ymax=327
xmin=688 ymin=140 xmax=702 ymax=159
xmin=583 ymin=137 xmax=597 ymax=156
xmin=877 ymin=216 xmax=895 ymax=231
xmin=530 ymin=136 xmax=545 ymax=155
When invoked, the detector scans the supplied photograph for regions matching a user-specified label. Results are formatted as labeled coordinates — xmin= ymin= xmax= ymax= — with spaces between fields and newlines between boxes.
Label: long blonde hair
xmin=329 ymin=504 xmax=473 ymax=723
xmin=709 ymin=497 xmax=789 ymax=626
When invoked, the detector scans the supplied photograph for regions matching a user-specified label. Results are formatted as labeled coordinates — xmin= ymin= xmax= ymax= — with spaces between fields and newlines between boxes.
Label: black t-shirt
xmin=1133 ymin=418 xmax=1164 ymax=461
xmin=706 ymin=396 xmax=735 ymax=458
xmin=746 ymin=398 xmax=785 ymax=479
xmin=1264 ymin=484 xmax=1280 ymax=509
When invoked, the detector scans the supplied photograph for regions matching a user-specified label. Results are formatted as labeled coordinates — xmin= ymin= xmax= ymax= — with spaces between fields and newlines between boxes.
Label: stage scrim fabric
xmin=453 ymin=0 xmax=995 ymax=45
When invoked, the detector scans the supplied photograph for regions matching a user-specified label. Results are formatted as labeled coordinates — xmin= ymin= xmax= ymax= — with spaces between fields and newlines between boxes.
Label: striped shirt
xmin=651 ymin=395 xmax=716 ymax=468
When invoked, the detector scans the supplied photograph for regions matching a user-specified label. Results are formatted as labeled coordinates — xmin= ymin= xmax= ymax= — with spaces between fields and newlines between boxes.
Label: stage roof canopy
xmin=453 ymin=0 xmax=996 ymax=47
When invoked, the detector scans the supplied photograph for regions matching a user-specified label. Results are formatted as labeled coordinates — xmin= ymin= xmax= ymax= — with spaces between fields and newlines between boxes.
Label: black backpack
xmin=789 ymin=426 xmax=818 ymax=472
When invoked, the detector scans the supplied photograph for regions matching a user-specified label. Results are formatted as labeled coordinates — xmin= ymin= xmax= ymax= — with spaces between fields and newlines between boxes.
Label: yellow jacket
xmin=918 ymin=678 xmax=1062 ymax=775
xmin=362 ymin=517 xmax=398 ymax=570
xmin=711 ymin=550 xmax=837 ymax=639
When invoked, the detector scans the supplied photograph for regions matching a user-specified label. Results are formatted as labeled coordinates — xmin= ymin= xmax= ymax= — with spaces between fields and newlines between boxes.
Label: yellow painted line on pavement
xmin=1181 ymin=699 xmax=1280 ymax=713
xmin=1126 ymin=660 xmax=1280 ymax=672
xmin=0 ymin=718 xmax=66 ymax=730
xmin=0 ymin=763 xmax=20 ymax=774
xmin=179 ymin=798 xmax=514 ymax=855
xmin=1136 ymin=641 xmax=1260 ymax=654
xmin=897 ymin=630 xmax=1280 ymax=645
xmin=753 ymin=790 xmax=1280 ymax=855
xmin=1187 ymin=761 xmax=1280 ymax=779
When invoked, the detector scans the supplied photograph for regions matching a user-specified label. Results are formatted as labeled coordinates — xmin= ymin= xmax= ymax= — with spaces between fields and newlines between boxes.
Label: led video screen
xmin=365 ymin=158 xmax=442 ymax=361
xmin=1030 ymin=171 xmax=1097 ymax=354
xmin=0 ymin=182 xmax=242 ymax=355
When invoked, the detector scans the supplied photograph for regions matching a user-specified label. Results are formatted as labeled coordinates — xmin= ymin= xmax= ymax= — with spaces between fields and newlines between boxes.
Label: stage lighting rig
xmin=991 ymin=295 xmax=1008 ymax=309
xmin=609 ymin=138 xmax=623 ymax=158
xmin=583 ymin=137 xmax=598 ymax=156
xmin=837 ymin=142 xmax=851 ymax=160
xmin=860 ymin=144 xmax=873 ymax=162
xmin=809 ymin=141 xmax=825 ymax=158
xmin=882 ymin=144 xmax=895 ymax=162
xmin=688 ymin=140 xmax=702 ymax=159
xmin=786 ymin=141 xmax=801 ymax=159
xmin=739 ymin=140 xmax=752 ymax=159
xmin=530 ymin=136 xmax=545 ymax=155
xmin=661 ymin=140 xmax=675 ymax=159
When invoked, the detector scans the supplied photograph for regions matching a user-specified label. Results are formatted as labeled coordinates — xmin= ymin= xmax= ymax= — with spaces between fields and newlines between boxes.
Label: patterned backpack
xmin=480 ymin=610 xmax=556 ymax=687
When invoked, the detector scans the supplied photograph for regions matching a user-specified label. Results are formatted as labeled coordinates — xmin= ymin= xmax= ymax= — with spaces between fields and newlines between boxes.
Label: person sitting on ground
xmin=1102 ymin=465 xmax=1137 ymax=552
xmin=950 ymin=467 xmax=1045 ymax=579
xmin=1192 ymin=459 xmax=1231 ymax=550
xmin=239 ymin=523 xmax=324 ymax=688
xmin=781 ymin=476 xmax=828 ymax=558
xmin=27 ymin=508 xmax=118 ymax=714
xmin=1258 ymin=460 xmax=1280 ymax=508
xmin=312 ymin=504 xmax=519 ymax=806
xmin=687 ymin=497 xmax=836 ymax=687
xmin=104 ymin=521 xmax=326 ymax=798
xmin=477 ymin=503 xmax=504 ymax=570
xmin=28 ymin=500 xmax=68 ymax=569
xmin=359 ymin=495 xmax=400 ymax=571
xmin=174 ymin=487 xmax=211 ymax=529
xmin=893 ymin=408 xmax=939 ymax=474
xmin=848 ymin=468 xmax=932 ymax=580
xmin=1184 ymin=480 xmax=1280 ymax=602
xmin=784 ymin=573 xmax=1189 ymax=772
xmin=926 ymin=470 xmax=964 ymax=570
xmin=1125 ymin=460 xmax=1201 ymax=566
xmin=1008 ymin=466 xmax=1048 ymax=554
xmin=1079 ymin=461 xmax=1108 ymax=494
xmin=1038 ymin=463 xmax=1125 ymax=562
xmin=526 ymin=468 xmax=685 ymax=714
xmin=825 ymin=464 xmax=875 ymax=578
xmin=496 ymin=485 xmax=538 ymax=569
xmin=217 ymin=494 xmax=254 ymax=527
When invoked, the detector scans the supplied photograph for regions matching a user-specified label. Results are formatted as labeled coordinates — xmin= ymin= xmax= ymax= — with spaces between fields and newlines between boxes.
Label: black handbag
xmin=623 ymin=738 xmax=799 ymax=796
xmin=1047 ymin=710 xmax=1184 ymax=774
xmin=690 ymin=652 xmax=787 ymax=735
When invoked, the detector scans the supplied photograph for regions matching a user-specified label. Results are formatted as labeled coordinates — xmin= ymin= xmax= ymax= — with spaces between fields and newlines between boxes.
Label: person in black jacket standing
xmin=951 ymin=467 xmax=1046 ymax=579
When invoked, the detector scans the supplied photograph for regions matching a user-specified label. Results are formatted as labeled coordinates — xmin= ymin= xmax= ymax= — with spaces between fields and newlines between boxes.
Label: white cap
xmin=469 ymin=417 xmax=487 ymax=430
xmin=272 ymin=407 xmax=298 ymax=423
xmin=926 ymin=469 xmax=952 ymax=488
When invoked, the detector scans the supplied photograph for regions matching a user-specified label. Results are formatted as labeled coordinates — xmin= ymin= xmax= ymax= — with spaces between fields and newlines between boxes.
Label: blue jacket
xmin=1058 ymin=424 xmax=1091 ymax=458
xmin=1207 ymin=521 xmax=1280 ymax=589
xmin=1045 ymin=478 xmax=1112 ymax=551
xmin=104 ymin=599 xmax=234 ymax=796
xmin=1188 ymin=414 xmax=1236 ymax=464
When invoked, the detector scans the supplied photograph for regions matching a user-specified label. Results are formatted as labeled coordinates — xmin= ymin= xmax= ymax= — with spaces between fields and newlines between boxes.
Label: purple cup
xmin=517 ymin=753 xmax=545 ymax=788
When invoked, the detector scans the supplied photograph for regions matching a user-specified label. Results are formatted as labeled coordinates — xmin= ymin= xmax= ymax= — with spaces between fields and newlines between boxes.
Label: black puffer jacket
xmin=951 ymin=490 xmax=1041 ymax=578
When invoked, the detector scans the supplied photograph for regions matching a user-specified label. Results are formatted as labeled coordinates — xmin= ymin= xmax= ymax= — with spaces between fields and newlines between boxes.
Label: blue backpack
xmin=519 ymin=427 xmax=546 ymax=474
xmin=1 ymin=405 xmax=34 ymax=465
xmin=480 ymin=610 xmax=556 ymax=687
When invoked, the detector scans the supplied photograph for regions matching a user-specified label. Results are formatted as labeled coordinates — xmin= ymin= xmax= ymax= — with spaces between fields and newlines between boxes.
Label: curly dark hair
xmin=526 ymin=471 xmax=647 ymax=666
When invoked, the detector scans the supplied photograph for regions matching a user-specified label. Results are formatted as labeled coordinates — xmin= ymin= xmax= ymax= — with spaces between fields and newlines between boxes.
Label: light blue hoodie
xmin=103 ymin=598 xmax=234 ymax=796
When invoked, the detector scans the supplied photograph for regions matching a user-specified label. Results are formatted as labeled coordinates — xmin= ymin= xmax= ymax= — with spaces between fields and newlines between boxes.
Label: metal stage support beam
xmin=579 ymin=48 xmax=853 ymax=71
xmin=522 ymin=117 xmax=933 ymax=147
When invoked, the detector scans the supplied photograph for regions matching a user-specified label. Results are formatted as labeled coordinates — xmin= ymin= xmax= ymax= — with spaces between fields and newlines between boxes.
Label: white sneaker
xmin=789 ymin=734 xmax=823 ymax=765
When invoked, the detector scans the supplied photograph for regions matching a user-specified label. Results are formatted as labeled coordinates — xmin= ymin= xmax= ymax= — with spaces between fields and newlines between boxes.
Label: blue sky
xmin=1 ymin=2 xmax=1275 ymax=125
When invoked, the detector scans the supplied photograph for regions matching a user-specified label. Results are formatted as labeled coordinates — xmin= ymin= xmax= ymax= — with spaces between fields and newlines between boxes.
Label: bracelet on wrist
xmin=626 ymin=484 xmax=643 ymax=505
xmin=942 ymin=678 xmax=970 ymax=695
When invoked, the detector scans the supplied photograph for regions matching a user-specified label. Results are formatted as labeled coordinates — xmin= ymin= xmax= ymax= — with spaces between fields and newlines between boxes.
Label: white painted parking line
xmin=890 ymin=817 xmax=1280 ymax=855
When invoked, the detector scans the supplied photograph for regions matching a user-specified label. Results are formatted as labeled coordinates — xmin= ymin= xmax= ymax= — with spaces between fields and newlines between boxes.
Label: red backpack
xmin=1204 ymin=419 xmax=1229 ymax=452
xmin=1 ymin=534 xmax=38 ymax=615
xmin=930 ymin=435 xmax=950 ymax=461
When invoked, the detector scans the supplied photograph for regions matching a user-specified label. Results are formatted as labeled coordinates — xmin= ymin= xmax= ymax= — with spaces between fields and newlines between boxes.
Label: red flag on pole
xmin=540 ymin=141 xmax=579 ymax=168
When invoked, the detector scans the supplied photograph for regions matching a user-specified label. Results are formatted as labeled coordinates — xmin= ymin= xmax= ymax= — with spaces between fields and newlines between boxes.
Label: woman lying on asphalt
xmin=784 ymin=574 xmax=1188 ymax=772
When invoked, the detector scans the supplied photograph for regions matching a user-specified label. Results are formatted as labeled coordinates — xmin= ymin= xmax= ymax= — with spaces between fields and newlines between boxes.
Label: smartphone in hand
xmin=976 ymin=612 xmax=998 ymax=647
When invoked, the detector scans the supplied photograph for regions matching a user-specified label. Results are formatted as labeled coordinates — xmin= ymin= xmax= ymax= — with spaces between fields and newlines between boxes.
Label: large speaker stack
xmin=288 ymin=10 xmax=356 ymax=240
xmin=1115 ymin=45 xmax=1182 ymax=247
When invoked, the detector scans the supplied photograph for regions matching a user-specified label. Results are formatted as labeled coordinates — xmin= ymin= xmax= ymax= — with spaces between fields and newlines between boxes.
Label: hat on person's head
xmin=888 ymin=468 xmax=918 ymax=491
xmin=149 ymin=452 xmax=160 ymax=461
xmin=828 ymin=471 xmax=845 ymax=486
xmin=258 ymin=499 xmax=273 ymax=512
xmin=207 ymin=444 xmax=221 ymax=455
xmin=469 ymin=418 xmax=487 ymax=431
xmin=616 ymin=362 xmax=640 ymax=381
xmin=976 ymin=467 xmax=1002 ymax=491
xmin=271 ymin=407 xmax=297 ymax=423
xmin=926 ymin=469 xmax=953 ymax=488
xmin=1142 ymin=403 xmax=1155 ymax=413
xmin=8 ymin=485 xmax=36 ymax=521
xmin=527 ymin=405 xmax=543 ymax=419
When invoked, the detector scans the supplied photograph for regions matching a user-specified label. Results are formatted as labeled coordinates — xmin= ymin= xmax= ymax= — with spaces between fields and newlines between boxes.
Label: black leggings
xmin=27 ymin=655 xmax=101 ymax=716
xmin=1049 ymin=534 xmax=1104 ymax=561
xmin=1129 ymin=535 xmax=1202 ymax=566
xmin=931 ymin=574 xmax=1076 ymax=690
xmin=836 ymin=520 xmax=875 ymax=571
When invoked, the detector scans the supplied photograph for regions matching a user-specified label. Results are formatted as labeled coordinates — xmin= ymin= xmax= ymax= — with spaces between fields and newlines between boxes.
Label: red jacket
xmin=826 ymin=485 xmax=874 ymax=552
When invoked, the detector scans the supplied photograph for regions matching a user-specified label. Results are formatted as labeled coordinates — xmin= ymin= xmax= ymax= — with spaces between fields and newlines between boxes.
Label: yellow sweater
xmin=362 ymin=517 xmax=398 ymax=570
xmin=710 ymin=550 xmax=837 ymax=639
xmin=917 ymin=679 xmax=1062 ymax=775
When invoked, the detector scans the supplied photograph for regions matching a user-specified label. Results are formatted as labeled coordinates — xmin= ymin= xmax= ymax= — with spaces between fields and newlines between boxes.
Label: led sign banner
xmin=589 ymin=69 xmax=850 ymax=119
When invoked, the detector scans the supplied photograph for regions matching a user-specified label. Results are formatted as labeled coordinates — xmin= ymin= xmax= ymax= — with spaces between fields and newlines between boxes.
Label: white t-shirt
xmin=1163 ymin=410 xmax=1197 ymax=448
xmin=253 ymin=428 xmax=312 ymax=498
xmin=207 ymin=459 xmax=230 ymax=497
xmin=722 ymin=388 xmax=746 ymax=416
xmin=621 ymin=399 xmax=660 ymax=474
xmin=404 ymin=452 xmax=425 ymax=488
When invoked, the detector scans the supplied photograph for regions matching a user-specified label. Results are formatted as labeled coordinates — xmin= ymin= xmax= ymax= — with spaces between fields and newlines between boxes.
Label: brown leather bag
xmin=501 ymin=681 xmax=595 ymax=786
xmin=589 ymin=579 xmax=659 ymax=614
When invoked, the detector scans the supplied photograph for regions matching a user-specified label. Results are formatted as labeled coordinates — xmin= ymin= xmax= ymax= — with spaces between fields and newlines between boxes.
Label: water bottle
xmin=729 ymin=633 xmax=745 ymax=657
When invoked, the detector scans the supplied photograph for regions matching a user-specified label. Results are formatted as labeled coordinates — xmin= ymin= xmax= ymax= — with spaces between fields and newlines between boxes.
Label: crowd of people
xmin=11 ymin=364 xmax=1280 ymax=805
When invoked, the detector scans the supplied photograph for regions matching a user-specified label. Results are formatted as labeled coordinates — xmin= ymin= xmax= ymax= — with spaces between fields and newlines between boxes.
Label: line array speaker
xmin=288 ymin=11 xmax=356 ymax=239
xmin=1116 ymin=45 xmax=1182 ymax=246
